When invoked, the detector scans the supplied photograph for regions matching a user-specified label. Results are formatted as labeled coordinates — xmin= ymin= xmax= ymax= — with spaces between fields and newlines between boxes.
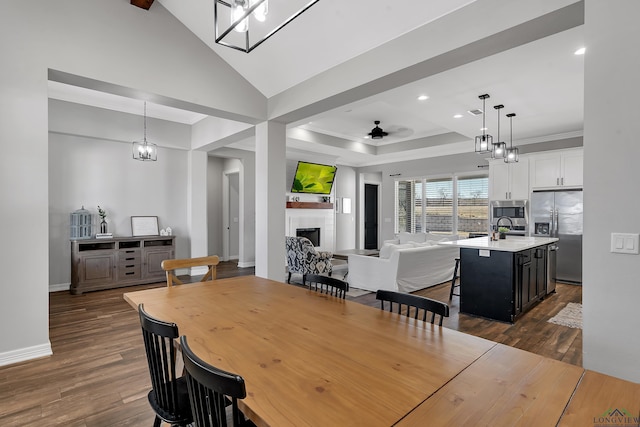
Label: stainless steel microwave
xmin=490 ymin=200 xmax=529 ymax=232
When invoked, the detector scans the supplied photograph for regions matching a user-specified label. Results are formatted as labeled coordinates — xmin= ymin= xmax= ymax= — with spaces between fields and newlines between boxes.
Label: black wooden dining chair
xmin=305 ymin=274 xmax=348 ymax=299
xmin=138 ymin=304 xmax=193 ymax=427
xmin=376 ymin=290 xmax=450 ymax=326
xmin=180 ymin=336 xmax=256 ymax=427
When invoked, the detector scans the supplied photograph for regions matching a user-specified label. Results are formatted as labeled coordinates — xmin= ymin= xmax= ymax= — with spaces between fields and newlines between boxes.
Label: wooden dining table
xmin=123 ymin=275 xmax=640 ymax=427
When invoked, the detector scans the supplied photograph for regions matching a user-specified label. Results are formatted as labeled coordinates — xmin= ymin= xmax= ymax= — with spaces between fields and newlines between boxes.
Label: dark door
xmin=364 ymin=184 xmax=378 ymax=249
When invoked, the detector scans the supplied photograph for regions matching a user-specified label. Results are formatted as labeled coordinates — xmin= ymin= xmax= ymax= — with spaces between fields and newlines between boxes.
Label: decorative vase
xmin=100 ymin=219 xmax=108 ymax=234
xmin=499 ymin=232 xmax=506 ymax=239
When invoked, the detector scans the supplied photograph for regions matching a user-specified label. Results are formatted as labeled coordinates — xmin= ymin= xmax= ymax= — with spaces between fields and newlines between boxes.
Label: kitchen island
xmin=440 ymin=236 xmax=558 ymax=322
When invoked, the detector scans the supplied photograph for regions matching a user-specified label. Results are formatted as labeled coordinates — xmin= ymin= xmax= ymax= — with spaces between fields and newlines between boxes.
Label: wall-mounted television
xmin=290 ymin=161 xmax=337 ymax=195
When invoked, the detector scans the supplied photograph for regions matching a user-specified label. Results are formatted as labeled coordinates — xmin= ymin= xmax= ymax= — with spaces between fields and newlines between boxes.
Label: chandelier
xmin=132 ymin=102 xmax=157 ymax=161
xmin=214 ymin=0 xmax=320 ymax=53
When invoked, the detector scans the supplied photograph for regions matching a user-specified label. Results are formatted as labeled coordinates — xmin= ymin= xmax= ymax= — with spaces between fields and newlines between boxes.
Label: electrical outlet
xmin=610 ymin=233 xmax=639 ymax=254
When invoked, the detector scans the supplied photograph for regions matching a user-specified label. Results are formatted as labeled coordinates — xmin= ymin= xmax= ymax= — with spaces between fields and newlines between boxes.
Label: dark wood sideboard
xmin=70 ymin=236 xmax=175 ymax=295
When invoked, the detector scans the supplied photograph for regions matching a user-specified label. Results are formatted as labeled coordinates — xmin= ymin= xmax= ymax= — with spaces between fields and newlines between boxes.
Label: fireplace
xmin=296 ymin=228 xmax=321 ymax=247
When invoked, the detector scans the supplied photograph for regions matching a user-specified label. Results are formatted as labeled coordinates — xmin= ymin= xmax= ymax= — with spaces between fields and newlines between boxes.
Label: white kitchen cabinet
xmin=530 ymin=149 xmax=583 ymax=189
xmin=489 ymin=158 xmax=529 ymax=201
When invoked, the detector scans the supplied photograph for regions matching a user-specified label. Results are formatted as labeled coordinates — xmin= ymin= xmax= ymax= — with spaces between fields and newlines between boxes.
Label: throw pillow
xmin=379 ymin=243 xmax=395 ymax=259
xmin=398 ymin=232 xmax=427 ymax=244
xmin=388 ymin=243 xmax=414 ymax=256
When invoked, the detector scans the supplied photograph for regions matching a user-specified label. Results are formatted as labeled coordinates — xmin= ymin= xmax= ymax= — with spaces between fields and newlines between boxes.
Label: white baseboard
xmin=237 ymin=261 xmax=255 ymax=268
xmin=49 ymin=282 xmax=71 ymax=293
xmin=0 ymin=343 xmax=52 ymax=367
xmin=190 ymin=266 xmax=209 ymax=276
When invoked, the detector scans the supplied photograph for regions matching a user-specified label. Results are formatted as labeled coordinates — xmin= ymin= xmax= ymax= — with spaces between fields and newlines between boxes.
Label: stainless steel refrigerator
xmin=531 ymin=190 xmax=583 ymax=284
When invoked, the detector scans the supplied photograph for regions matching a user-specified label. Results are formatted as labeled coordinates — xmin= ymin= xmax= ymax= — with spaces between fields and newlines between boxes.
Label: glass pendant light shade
xmin=504 ymin=113 xmax=519 ymax=163
xmin=492 ymin=141 xmax=507 ymax=159
xmin=491 ymin=104 xmax=507 ymax=159
xmin=231 ymin=0 xmax=249 ymax=32
xmin=132 ymin=102 xmax=157 ymax=161
xmin=475 ymin=134 xmax=493 ymax=153
xmin=505 ymin=147 xmax=519 ymax=163
xmin=475 ymin=94 xmax=493 ymax=154
xmin=132 ymin=140 xmax=157 ymax=161
xmin=215 ymin=0 xmax=320 ymax=53
xmin=251 ymin=0 xmax=268 ymax=21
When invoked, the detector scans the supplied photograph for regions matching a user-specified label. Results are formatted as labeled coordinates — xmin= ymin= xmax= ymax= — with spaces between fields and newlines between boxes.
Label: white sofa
xmin=347 ymin=233 xmax=460 ymax=293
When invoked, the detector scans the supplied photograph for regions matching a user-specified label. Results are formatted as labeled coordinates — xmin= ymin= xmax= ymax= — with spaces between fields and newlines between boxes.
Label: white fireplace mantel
xmin=285 ymin=208 xmax=335 ymax=253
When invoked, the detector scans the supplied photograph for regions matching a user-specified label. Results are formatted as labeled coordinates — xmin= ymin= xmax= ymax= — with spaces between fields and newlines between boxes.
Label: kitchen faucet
xmin=496 ymin=216 xmax=514 ymax=230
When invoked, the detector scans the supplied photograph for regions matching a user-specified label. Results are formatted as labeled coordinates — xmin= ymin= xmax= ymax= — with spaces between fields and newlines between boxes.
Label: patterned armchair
xmin=285 ymin=236 xmax=333 ymax=284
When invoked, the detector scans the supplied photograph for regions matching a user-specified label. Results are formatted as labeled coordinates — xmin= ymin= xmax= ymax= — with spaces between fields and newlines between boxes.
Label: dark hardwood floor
xmin=0 ymin=262 xmax=581 ymax=426
xmin=348 ymin=281 xmax=582 ymax=366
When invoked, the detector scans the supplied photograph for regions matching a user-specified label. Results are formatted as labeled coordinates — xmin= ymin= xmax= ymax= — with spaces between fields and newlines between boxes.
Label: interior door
xmin=364 ymin=184 xmax=378 ymax=249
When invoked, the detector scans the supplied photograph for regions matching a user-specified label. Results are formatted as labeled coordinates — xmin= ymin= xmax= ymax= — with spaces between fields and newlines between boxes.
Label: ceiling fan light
xmin=368 ymin=120 xmax=388 ymax=139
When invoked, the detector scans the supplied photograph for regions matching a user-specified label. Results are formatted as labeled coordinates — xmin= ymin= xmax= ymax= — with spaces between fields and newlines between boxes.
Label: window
xmin=395 ymin=174 xmax=488 ymax=236
xmin=425 ymin=178 xmax=453 ymax=234
xmin=456 ymin=176 xmax=489 ymax=237
xmin=395 ymin=180 xmax=415 ymax=233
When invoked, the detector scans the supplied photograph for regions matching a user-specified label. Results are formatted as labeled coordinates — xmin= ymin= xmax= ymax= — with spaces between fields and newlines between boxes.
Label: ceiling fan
xmin=367 ymin=120 xmax=413 ymax=140
xmin=368 ymin=120 xmax=388 ymax=139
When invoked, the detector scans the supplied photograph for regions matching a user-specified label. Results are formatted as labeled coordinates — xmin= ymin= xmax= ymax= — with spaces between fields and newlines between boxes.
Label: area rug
xmin=548 ymin=302 xmax=582 ymax=329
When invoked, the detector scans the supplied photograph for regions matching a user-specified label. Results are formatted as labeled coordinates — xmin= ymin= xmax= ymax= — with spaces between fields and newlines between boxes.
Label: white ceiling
xmin=47 ymin=0 xmax=585 ymax=167
xmin=158 ymin=0 xmax=478 ymax=98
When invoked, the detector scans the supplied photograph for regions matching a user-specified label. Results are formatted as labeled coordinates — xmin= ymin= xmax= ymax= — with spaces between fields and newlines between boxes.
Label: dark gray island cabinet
xmin=440 ymin=237 xmax=559 ymax=323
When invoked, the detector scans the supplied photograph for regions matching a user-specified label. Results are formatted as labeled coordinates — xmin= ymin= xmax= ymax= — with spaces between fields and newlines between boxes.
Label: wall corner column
xmin=188 ymin=150 xmax=209 ymax=259
xmin=254 ymin=121 xmax=286 ymax=280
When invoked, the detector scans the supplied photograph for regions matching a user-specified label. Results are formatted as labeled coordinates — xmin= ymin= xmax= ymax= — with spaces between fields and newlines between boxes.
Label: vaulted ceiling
xmin=49 ymin=0 xmax=585 ymax=167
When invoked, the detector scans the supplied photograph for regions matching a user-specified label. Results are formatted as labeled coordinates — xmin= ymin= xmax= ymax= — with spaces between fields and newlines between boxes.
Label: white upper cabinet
xmin=529 ymin=148 xmax=583 ymax=189
xmin=489 ymin=157 xmax=529 ymax=201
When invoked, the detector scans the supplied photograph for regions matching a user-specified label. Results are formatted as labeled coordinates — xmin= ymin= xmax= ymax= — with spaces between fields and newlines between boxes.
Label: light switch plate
xmin=610 ymin=233 xmax=639 ymax=254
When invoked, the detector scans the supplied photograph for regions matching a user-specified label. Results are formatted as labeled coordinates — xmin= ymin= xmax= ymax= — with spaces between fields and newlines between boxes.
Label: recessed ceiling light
xmin=574 ymin=47 xmax=586 ymax=55
xmin=453 ymin=114 xmax=463 ymax=119
xmin=480 ymin=127 xmax=488 ymax=131
xmin=364 ymin=136 xmax=370 ymax=139
xmin=417 ymin=95 xmax=429 ymax=101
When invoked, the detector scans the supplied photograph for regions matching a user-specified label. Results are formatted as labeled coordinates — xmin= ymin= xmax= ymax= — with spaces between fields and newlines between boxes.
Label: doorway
xmin=223 ymin=171 xmax=240 ymax=261
xmin=364 ymin=183 xmax=379 ymax=249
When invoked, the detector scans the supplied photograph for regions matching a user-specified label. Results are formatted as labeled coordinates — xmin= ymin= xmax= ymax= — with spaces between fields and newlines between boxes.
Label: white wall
xmin=582 ymin=0 xmax=640 ymax=382
xmin=48 ymin=99 xmax=191 ymax=289
xmin=356 ymin=152 xmax=486 ymax=242
xmin=49 ymin=133 xmax=189 ymax=288
xmin=207 ymin=157 xmax=225 ymax=258
xmin=208 ymin=149 xmax=256 ymax=268
xmin=239 ymin=153 xmax=256 ymax=268
xmin=335 ymin=166 xmax=357 ymax=251
xmin=0 ymin=0 xmax=264 ymax=365
xmin=49 ymin=100 xmax=191 ymax=150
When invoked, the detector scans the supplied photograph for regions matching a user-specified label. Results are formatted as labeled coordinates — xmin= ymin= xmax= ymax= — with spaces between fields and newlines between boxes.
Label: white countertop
xmin=439 ymin=236 xmax=558 ymax=252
